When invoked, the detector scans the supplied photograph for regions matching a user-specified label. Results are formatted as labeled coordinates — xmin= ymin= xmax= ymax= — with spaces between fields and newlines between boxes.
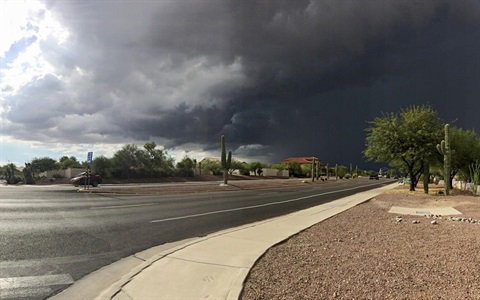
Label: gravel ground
xmin=240 ymin=185 xmax=480 ymax=300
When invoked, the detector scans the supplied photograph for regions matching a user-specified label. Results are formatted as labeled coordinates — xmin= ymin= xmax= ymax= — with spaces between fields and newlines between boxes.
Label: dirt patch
xmin=85 ymin=177 xmax=316 ymax=195
xmin=241 ymin=185 xmax=480 ymax=300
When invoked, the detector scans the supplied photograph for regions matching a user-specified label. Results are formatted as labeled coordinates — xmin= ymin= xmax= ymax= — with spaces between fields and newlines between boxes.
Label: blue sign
xmin=87 ymin=152 xmax=93 ymax=164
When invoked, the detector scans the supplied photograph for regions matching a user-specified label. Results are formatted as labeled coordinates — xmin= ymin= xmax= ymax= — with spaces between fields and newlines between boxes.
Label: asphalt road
xmin=0 ymin=179 xmax=394 ymax=299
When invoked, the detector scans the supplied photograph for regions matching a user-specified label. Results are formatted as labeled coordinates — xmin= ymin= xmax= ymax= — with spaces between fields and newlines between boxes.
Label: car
xmin=70 ymin=172 xmax=102 ymax=187
xmin=369 ymin=174 xmax=379 ymax=180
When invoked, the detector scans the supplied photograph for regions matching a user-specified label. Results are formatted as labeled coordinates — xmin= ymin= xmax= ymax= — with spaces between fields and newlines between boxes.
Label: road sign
xmin=87 ymin=152 xmax=93 ymax=164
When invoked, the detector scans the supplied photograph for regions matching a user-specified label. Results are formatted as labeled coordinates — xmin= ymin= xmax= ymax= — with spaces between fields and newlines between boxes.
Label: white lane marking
xmin=90 ymin=203 xmax=157 ymax=210
xmin=0 ymin=274 xmax=74 ymax=289
xmin=150 ymin=183 xmax=380 ymax=223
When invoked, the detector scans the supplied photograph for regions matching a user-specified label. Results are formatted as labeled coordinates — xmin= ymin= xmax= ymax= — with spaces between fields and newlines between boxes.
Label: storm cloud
xmin=1 ymin=0 xmax=479 ymax=167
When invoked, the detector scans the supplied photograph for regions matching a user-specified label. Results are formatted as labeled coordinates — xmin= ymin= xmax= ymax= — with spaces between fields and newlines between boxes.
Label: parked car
xmin=70 ymin=172 xmax=102 ymax=187
xmin=369 ymin=174 xmax=379 ymax=180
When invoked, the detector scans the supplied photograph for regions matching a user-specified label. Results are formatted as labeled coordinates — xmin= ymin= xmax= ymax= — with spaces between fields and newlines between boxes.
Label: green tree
xmin=230 ymin=160 xmax=248 ymax=175
xmin=176 ymin=156 xmax=194 ymax=177
xmin=92 ymin=155 xmax=112 ymax=177
xmin=112 ymin=144 xmax=141 ymax=178
xmin=364 ymin=105 xmax=443 ymax=191
xmin=439 ymin=127 xmax=480 ymax=189
xmin=300 ymin=164 xmax=311 ymax=177
xmin=59 ymin=156 xmax=82 ymax=169
xmin=286 ymin=162 xmax=302 ymax=177
xmin=141 ymin=142 xmax=175 ymax=177
xmin=249 ymin=162 xmax=265 ymax=176
xmin=336 ymin=165 xmax=348 ymax=179
xmin=201 ymin=159 xmax=222 ymax=175
xmin=31 ymin=157 xmax=59 ymax=173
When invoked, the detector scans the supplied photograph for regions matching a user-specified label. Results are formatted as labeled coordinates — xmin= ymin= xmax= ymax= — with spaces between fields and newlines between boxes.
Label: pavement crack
xmin=169 ymin=256 xmax=245 ymax=269
xmin=133 ymin=255 xmax=146 ymax=262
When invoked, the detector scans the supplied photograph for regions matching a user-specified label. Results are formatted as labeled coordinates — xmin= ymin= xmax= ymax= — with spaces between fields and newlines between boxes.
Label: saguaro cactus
xmin=23 ymin=163 xmax=35 ymax=184
xmin=311 ymin=158 xmax=315 ymax=182
xmin=436 ymin=124 xmax=452 ymax=195
xmin=221 ymin=135 xmax=232 ymax=185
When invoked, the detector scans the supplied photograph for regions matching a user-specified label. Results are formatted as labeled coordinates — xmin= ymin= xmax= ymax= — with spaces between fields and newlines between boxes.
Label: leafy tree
xmin=59 ymin=156 xmax=82 ymax=169
xmin=112 ymin=144 xmax=141 ymax=178
xmin=270 ymin=164 xmax=286 ymax=171
xmin=201 ymin=159 xmax=222 ymax=175
xmin=92 ymin=155 xmax=112 ymax=177
xmin=141 ymin=142 xmax=174 ymax=177
xmin=176 ymin=156 xmax=194 ymax=177
xmin=249 ymin=162 xmax=265 ymax=176
xmin=31 ymin=157 xmax=59 ymax=173
xmin=286 ymin=162 xmax=302 ymax=177
xmin=230 ymin=160 xmax=248 ymax=175
xmin=364 ymin=105 xmax=443 ymax=191
xmin=439 ymin=127 xmax=480 ymax=188
xmin=336 ymin=165 xmax=348 ymax=179
xmin=300 ymin=164 xmax=312 ymax=177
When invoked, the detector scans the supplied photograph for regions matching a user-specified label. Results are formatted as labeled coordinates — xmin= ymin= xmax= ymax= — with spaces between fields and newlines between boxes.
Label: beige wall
xmin=250 ymin=168 xmax=289 ymax=178
xmin=39 ymin=168 xmax=86 ymax=178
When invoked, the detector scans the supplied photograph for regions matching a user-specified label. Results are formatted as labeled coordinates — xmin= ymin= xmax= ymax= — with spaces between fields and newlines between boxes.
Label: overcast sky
xmin=1 ymin=0 xmax=479 ymax=169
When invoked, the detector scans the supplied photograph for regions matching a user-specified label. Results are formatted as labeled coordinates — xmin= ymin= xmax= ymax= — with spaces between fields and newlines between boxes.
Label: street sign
xmin=87 ymin=152 xmax=93 ymax=164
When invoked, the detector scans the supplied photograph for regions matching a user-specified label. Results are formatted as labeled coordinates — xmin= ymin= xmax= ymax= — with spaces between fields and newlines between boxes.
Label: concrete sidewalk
xmin=51 ymin=183 xmax=398 ymax=300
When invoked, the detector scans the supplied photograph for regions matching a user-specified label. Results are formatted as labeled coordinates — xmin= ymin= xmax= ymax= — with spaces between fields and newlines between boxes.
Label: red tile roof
xmin=278 ymin=157 xmax=320 ymax=165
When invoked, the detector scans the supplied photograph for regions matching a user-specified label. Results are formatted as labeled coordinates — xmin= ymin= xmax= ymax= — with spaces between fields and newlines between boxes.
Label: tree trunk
xmin=423 ymin=162 xmax=429 ymax=194
xmin=409 ymin=171 xmax=416 ymax=191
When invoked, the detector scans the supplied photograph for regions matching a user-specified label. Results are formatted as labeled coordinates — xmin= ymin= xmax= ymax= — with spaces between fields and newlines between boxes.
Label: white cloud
xmin=0 ymin=0 xmax=41 ymax=57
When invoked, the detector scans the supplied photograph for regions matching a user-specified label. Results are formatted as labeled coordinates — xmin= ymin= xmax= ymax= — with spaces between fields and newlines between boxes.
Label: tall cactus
xmin=436 ymin=124 xmax=452 ymax=195
xmin=221 ymin=135 xmax=232 ymax=185
xmin=311 ymin=158 xmax=315 ymax=182
xmin=23 ymin=163 xmax=35 ymax=184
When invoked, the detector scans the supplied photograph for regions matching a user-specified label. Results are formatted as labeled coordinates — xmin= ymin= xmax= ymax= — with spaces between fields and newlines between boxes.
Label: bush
xmin=52 ymin=173 xmax=64 ymax=179
xmin=344 ymin=173 xmax=352 ymax=179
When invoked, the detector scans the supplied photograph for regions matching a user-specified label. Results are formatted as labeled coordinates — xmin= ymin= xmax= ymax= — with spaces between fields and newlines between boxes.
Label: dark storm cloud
xmin=4 ymin=0 xmax=479 ymax=167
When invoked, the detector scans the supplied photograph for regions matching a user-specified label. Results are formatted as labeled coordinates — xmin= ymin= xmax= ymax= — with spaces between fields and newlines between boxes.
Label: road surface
xmin=0 ymin=179 xmax=394 ymax=299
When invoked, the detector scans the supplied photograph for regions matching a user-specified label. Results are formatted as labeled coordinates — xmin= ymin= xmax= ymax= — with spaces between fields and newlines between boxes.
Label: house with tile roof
xmin=278 ymin=156 xmax=321 ymax=165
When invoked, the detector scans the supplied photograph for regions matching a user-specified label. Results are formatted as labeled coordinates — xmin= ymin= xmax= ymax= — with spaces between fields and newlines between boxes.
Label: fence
xmin=38 ymin=168 xmax=85 ymax=178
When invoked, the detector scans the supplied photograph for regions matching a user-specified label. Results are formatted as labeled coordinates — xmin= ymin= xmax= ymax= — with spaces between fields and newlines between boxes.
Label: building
xmin=278 ymin=157 xmax=321 ymax=166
